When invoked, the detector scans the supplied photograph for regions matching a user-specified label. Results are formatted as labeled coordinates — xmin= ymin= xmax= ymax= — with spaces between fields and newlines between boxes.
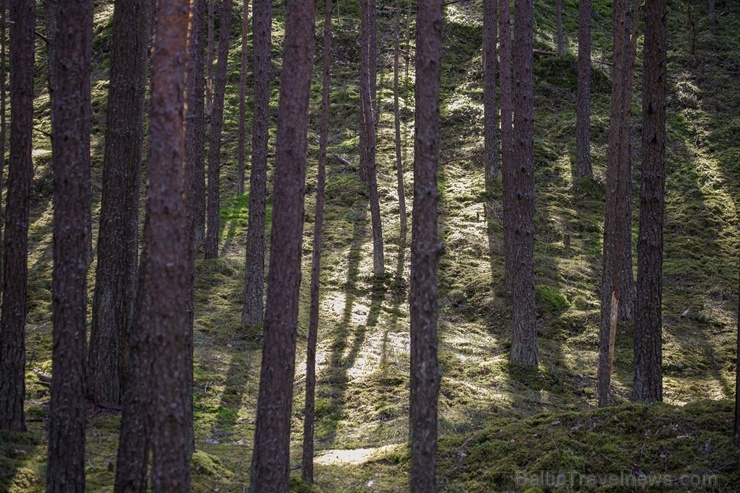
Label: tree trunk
xmin=409 ymin=0 xmax=443 ymax=489
xmin=0 ymin=0 xmax=34 ymax=432
xmin=204 ymin=0 xmax=233 ymax=259
xmin=248 ymin=0 xmax=316 ymax=488
xmin=145 ymin=0 xmax=192 ymax=490
xmin=88 ymin=0 xmax=149 ymax=408
xmin=46 ymin=2 xmax=92 ymax=491
xmin=633 ymin=0 xmax=667 ymax=404
xmin=237 ymin=0 xmax=249 ymax=196
xmin=509 ymin=0 xmax=538 ymax=367
xmin=498 ymin=0 xmax=514 ymax=290
xmin=302 ymin=0 xmax=332 ymax=482
xmin=597 ymin=0 xmax=634 ymax=407
xmin=734 ymin=273 xmax=740 ymax=445
xmin=393 ymin=0 xmax=408 ymax=242
xmin=241 ymin=0 xmax=272 ymax=328
xmin=556 ymin=0 xmax=565 ymax=56
xmin=360 ymin=0 xmax=384 ymax=276
xmin=0 ymin=0 xmax=6 ymax=290
xmin=483 ymin=0 xmax=499 ymax=187
xmin=575 ymin=0 xmax=592 ymax=178
xmin=206 ymin=0 xmax=215 ymax=113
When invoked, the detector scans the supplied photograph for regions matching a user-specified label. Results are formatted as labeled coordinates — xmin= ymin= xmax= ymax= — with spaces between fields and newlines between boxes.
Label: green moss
xmin=535 ymin=285 xmax=570 ymax=312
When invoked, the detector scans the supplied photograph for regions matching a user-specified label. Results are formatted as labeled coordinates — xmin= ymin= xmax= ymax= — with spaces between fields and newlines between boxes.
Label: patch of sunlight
xmin=315 ymin=444 xmax=401 ymax=466
xmin=32 ymin=149 xmax=51 ymax=158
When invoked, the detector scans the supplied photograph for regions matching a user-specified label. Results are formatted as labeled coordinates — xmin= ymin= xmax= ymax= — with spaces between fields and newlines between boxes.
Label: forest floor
xmin=1 ymin=0 xmax=739 ymax=491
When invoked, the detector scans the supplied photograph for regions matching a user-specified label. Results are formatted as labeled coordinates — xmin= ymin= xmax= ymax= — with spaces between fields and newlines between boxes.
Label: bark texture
xmin=145 ymin=0 xmax=192 ymax=489
xmin=633 ymin=0 xmax=667 ymax=404
xmin=46 ymin=1 xmax=92 ymax=490
xmin=575 ymin=0 xmax=592 ymax=178
xmin=483 ymin=0 xmax=499 ymax=186
xmin=393 ymin=0 xmax=407 ymax=242
xmin=242 ymin=0 xmax=272 ymax=327
xmin=410 ymin=0 xmax=443 ymax=489
xmin=0 ymin=0 xmax=34 ymax=432
xmin=360 ymin=0 xmax=384 ymax=275
xmin=509 ymin=0 xmax=538 ymax=367
xmin=88 ymin=0 xmax=149 ymax=407
xmin=302 ymin=0 xmax=332 ymax=481
xmin=597 ymin=0 xmax=634 ymax=407
xmin=0 ymin=0 xmax=6 ymax=282
xmin=204 ymin=0 xmax=233 ymax=259
xmin=498 ymin=0 xmax=514 ymax=290
xmin=237 ymin=0 xmax=249 ymax=195
xmin=190 ymin=0 xmax=208 ymax=250
xmin=556 ymin=0 xmax=565 ymax=56
xmin=248 ymin=0 xmax=316 ymax=488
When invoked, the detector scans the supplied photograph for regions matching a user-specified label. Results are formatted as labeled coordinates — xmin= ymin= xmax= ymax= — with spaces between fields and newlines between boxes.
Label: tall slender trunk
xmin=632 ymin=0 xmax=667 ymax=404
xmin=509 ymin=0 xmax=538 ymax=367
xmin=206 ymin=0 xmax=215 ymax=113
xmin=0 ymin=0 xmax=34 ymax=432
xmin=556 ymin=0 xmax=565 ymax=56
xmin=248 ymin=0 xmax=316 ymax=489
xmin=597 ymin=0 xmax=634 ymax=407
xmin=237 ymin=0 xmax=249 ymax=196
xmin=0 ymin=0 xmax=6 ymax=290
xmin=204 ymin=0 xmax=233 ymax=259
xmin=410 ymin=0 xmax=443 ymax=489
xmin=145 ymin=0 xmax=192 ymax=489
xmin=89 ymin=0 xmax=149 ymax=407
xmin=483 ymin=0 xmax=499 ymax=187
xmin=498 ymin=0 xmax=514 ymax=290
xmin=393 ymin=0 xmax=407 ymax=242
xmin=242 ymin=0 xmax=272 ymax=327
xmin=302 ymin=0 xmax=332 ymax=482
xmin=575 ymin=0 xmax=592 ymax=178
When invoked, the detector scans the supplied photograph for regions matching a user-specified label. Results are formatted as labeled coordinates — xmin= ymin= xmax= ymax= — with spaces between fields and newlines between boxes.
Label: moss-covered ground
xmin=1 ymin=0 xmax=738 ymax=491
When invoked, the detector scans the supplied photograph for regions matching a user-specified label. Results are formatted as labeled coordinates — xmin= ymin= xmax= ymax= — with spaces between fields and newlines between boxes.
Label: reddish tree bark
xmin=46 ymin=1 xmax=92 ymax=490
xmin=410 ymin=0 xmax=443 ymax=490
xmin=242 ymin=0 xmax=272 ymax=327
xmin=88 ymin=0 xmax=149 ymax=407
xmin=248 ymin=0 xmax=316 ymax=488
xmin=145 ymin=0 xmax=192 ymax=489
xmin=302 ymin=0 xmax=332 ymax=482
xmin=190 ymin=0 xmax=208 ymax=250
xmin=0 ymin=0 xmax=34 ymax=432
xmin=498 ymin=0 xmax=514 ymax=290
xmin=633 ymin=0 xmax=667 ymax=404
xmin=204 ymin=0 xmax=233 ymax=259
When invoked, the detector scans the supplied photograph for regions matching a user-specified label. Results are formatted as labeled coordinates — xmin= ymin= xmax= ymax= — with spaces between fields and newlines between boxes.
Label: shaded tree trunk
xmin=597 ymin=0 xmax=634 ymax=407
xmin=241 ymin=0 xmax=272 ymax=327
xmin=498 ymin=0 xmax=514 ymax=290
xmin=483 ymin=0 xmax=499 ymax=187
xmin=409 ymin=0 xmax=443 ymax=489
xmin=0 ymin=0 xmax=34 ymax=432
xmin=145 ymin=0 xmax=192 ymax=490
xmin=237 ymin=0 xmax=249 ymax=196
xmin=46 ymin=1 xmax=92 ymax=490
xmin=556 ymin=0 xmax=565 ymax=56
xmin=0 ymin=0 xmax=6 ymax=288
xmin=302 ymin=0 xmax=332 ymax=482
xmin=88 ymin=0 xmax=149 ymax=407
xmin=206 ymin=0 xmax=215 ymax=112
xmin=633 ymin=0 xmax=667 ymax=404
xmin=360 ymin=0 xmax=384 ymax=275
xmin=509 ymin=0 xmax=538 ymax=367
xmin=248 ymin=0 xmax=316 ymax=488
xmin=393 ymin=0 xmax=407 ymax=242
xmin=575 ymin=0 xmax=592 ymax=178
xmin=204 ymin=0 xmax=233 ymax=259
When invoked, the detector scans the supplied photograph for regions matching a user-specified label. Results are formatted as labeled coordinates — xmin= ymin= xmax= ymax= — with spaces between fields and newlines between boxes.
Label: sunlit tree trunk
xmin=145 ymin=0 xmax=192 ymax=489
xmin=393 ymin=0 xmax=408 ymax=242
xmin=302 ymin=0 xmax=332 ymax=482
xmin=0 ymin=0 xmax=34 ymax=432
xmin=248 ymin=0 xmax=316 ymax=489
xmin=498 ymin=0 xmax=514 ymax=290
xmin=633 ymin=0 xmax=667 ymax=404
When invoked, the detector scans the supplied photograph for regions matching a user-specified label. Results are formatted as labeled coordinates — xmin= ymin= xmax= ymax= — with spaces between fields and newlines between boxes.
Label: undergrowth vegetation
xmin=0 ymin=0 xmax=738 ymax=491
